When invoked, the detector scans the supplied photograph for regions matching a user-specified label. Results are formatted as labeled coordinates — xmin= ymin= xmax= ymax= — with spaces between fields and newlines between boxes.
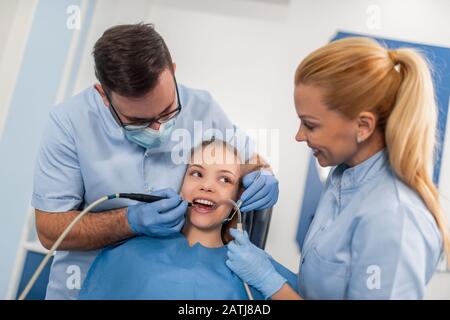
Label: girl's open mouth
xmin=192 ymin=198 xmax=217 ymax=213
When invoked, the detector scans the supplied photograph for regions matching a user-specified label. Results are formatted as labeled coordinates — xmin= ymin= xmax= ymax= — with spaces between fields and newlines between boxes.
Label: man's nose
xmin=150 ymin=122 xmax=161 ymax=130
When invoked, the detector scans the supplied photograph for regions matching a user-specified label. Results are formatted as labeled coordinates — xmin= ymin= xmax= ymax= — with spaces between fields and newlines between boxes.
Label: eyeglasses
xmin=105 ymin=76 xmax=182 ymax=131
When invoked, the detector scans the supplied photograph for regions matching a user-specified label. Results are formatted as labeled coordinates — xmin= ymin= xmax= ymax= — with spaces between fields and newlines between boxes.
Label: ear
xmin=172 ymin=63 xmax=177 ymax=73
xmin=356 ymin=111 xmax=377 ymax=143
xmin=94 ymin=83 xmax=110 ymax=107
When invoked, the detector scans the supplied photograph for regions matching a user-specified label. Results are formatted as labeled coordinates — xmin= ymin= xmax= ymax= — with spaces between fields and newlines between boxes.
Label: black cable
xmin=117 ymin=193 xmax=192 ymax=206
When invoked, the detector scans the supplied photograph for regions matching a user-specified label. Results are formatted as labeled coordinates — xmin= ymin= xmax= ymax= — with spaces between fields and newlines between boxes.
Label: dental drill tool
xmin=118 ymin=193 xmax=192 ymax=206
xmin=18 ymin=193 xmax=190 ymax=300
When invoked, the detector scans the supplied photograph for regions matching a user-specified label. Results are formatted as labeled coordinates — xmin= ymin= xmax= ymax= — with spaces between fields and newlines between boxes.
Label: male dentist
xmin=33 ymin=23 xmax=278 ymax=299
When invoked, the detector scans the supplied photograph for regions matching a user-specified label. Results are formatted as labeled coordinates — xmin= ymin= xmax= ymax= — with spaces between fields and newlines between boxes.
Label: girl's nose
xmin=200 ymin=181 xmax=214 ymax=193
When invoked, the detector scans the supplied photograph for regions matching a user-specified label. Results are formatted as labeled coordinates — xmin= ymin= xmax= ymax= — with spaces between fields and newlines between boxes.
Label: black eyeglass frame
xmin=104 ymin=76 xmax=182 ymax=131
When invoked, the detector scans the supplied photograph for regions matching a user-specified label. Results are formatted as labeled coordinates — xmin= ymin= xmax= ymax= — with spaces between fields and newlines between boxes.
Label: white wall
xmin=2 ymin=0 xmax=450 ymax=299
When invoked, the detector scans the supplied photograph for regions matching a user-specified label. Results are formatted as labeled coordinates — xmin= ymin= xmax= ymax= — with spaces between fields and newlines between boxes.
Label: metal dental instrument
xmin=227 ymin=199 xmax=254 ymax=301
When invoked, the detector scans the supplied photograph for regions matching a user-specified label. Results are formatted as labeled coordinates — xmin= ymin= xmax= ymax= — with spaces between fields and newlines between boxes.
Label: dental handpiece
xmin=115 ymin=193 xmax=192 ymax=206
xmin=19 ymin=192 xmax=191 ymax=300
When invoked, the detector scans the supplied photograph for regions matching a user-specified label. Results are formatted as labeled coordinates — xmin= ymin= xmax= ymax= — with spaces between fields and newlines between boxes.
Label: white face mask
xmin=124 ymin=116 xmax=177 ymax=149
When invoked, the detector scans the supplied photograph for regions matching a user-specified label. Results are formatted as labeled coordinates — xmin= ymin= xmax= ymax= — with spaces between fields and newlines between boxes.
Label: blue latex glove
xmin=240 ymin=169 xmax=279 ymax=212
xmin=226 ymin=228 xmax=286 ymax=299
xmin=127 ymin=188 xmax=187 ymax=237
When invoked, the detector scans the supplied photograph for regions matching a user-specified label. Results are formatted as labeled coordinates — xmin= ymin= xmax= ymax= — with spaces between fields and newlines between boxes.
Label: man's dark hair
xmin=93 ymin=23 xmax=173 ymax=97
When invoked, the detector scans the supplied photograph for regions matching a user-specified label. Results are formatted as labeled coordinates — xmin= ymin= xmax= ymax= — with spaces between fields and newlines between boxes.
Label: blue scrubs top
xmin=79 ymin=234 xmax=297 ymax=300
xmin=298 ymin=150 xmax=442 ymax=299
xmin=32 ymin=84 xmax=254 ymax=300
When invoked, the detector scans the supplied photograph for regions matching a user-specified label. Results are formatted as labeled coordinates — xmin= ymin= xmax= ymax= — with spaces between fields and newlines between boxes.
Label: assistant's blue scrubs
xmin=298 ymin=150 xmax=442 ymax=299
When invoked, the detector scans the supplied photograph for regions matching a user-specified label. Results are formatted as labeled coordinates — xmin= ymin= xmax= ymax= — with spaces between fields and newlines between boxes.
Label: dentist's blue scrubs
xmin=32 ymin=84 xmax=254 ymax=300
xmin=298 ymin=150 xmax=442 ymax=299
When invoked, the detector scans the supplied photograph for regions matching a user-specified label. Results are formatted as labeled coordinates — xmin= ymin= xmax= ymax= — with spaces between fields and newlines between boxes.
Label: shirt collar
xmin=330 ymin=149 xmax=388 ymax=191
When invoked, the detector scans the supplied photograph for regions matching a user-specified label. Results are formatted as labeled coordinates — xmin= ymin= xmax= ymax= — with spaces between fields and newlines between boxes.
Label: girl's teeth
xmin=195 ymin=199 xmax=215 ymax=206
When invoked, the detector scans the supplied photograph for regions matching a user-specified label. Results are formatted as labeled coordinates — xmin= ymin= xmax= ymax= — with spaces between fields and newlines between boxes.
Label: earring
xmin=356 ymin=135 xmax=362 ymax=144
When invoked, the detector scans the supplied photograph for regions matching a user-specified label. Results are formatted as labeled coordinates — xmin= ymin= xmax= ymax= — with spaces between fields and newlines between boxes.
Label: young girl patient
xmin=79 ymin=139 xmax=296 ymax=299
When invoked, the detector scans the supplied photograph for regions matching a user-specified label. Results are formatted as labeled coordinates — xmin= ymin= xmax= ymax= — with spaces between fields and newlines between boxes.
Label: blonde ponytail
xmin=385 ymin=49 xmax=450 ymax=254
xmin=295 ymin=37 xmax=449 ymax=256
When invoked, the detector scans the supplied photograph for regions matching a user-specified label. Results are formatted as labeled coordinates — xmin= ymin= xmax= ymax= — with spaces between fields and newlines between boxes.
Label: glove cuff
xmin=259 ymin=270 xmax=287 ymax=300
xmin=126 ymin=206 xmax=141 ymax=235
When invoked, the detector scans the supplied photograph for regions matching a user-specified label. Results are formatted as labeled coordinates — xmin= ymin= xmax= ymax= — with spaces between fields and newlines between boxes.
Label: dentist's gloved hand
xmin=240 ymin=169 xmax=279 ymax=212
xmin=127 ymin=188 xmax=187 ymax=237
xmin=226 ymin=228 xmax=286 ymax=299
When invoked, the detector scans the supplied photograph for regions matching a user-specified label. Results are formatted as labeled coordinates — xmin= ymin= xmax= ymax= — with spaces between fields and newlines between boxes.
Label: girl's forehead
xmin=189 ymin=153 xmax=241 ymax=178
xmin=190 ymin=144 xmax=241 ymax=166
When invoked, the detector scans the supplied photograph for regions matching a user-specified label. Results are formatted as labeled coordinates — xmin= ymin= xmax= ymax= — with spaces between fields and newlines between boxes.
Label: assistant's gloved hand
xmin=127 ymin=188 xmax=187 ymax=237
xmin=240 ymin=169 xmax=279 ymax=212
xmin=226 ymin=228 xmax=286 ymax=299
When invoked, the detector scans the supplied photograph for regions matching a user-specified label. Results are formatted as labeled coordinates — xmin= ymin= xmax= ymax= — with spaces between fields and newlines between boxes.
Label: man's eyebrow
xmin=190 ymin=164 xmax=204 ymax=169
xmin=126 ymin=115 xmax=153 ymax=122
xmin=154 ymin=96 xmax=176 ymax=118
xmin=124 ymin=97 xmax=176 ymax=122
xmin=159 ymin=98 xmax=175 ymax=115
